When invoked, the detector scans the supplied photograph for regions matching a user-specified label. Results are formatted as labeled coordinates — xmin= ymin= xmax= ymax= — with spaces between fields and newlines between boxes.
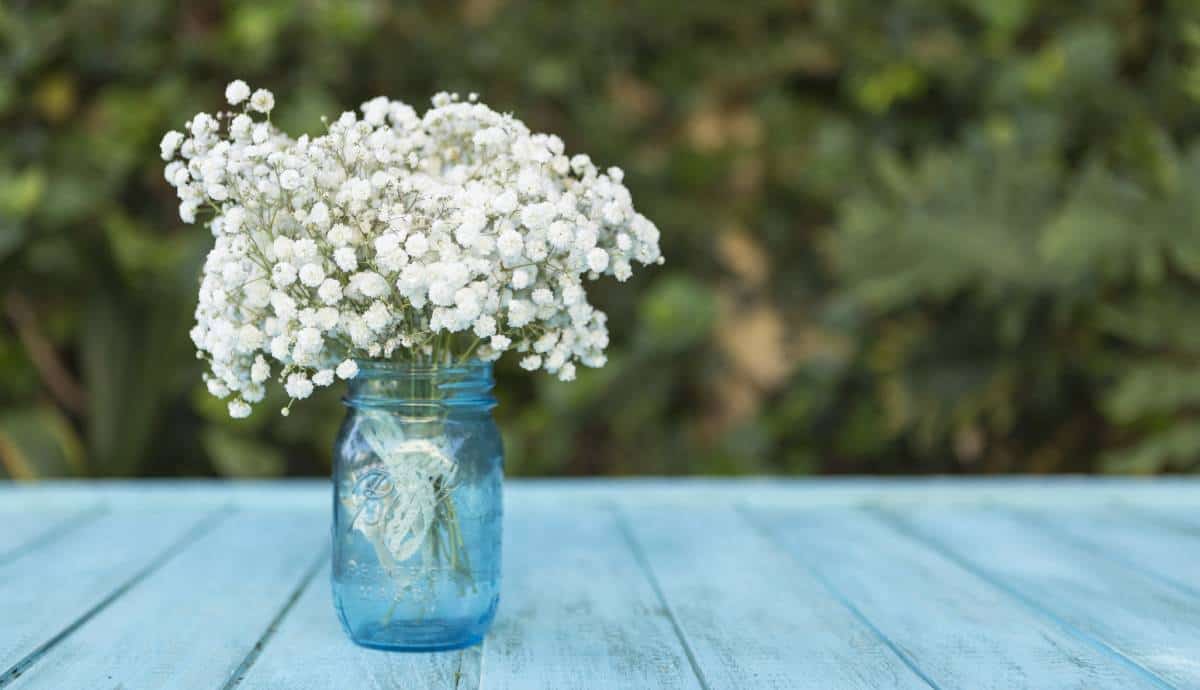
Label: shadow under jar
xmin=331 ymin=360 xmax=503 ymax=651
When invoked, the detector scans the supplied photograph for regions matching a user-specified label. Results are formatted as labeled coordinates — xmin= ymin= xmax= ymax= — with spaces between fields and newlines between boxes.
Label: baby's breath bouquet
xmin=163 ymin=81 xmax=662 ymax=646
xmin=165 ymin=80 xmax=662 ymax=417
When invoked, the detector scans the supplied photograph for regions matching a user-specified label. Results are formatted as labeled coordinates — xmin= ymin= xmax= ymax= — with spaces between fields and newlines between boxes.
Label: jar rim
xmin=352 ymin=358 xmax=493 ymax=377
xmin=343 ymin=358 xmax=496 ymax=410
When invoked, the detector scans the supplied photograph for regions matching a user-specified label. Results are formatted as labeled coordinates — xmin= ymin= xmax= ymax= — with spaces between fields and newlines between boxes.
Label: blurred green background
xmin=3 ymin=0 xmax=1200 ymax=479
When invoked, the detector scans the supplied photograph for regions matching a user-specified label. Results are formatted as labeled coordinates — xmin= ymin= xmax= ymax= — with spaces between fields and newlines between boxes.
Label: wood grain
xmin=6 ymin=510 xmax=326 ymax=689
xmin=884 ymin=504 xmax=1199 ymax=688
xmin=621 ymin=504 xmax=930 ymax=690
xmin=236 ymin=556 xmax=478 ymax=690
xmin=747 ymin=505 xmax=1162 ymax=689
xmin=0 ymin=508 xmax=219 ymax=684
xmin=478 ymin=503 xmax=702 ymax=690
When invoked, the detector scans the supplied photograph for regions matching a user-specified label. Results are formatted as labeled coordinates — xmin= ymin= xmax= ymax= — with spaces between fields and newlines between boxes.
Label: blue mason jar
xmin=331 ymin=360 xmax=502 ymax=651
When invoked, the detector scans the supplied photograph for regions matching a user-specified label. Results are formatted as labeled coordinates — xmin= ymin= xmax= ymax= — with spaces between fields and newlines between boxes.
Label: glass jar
xmin=331 ymin=360 xmax=503 ymax=651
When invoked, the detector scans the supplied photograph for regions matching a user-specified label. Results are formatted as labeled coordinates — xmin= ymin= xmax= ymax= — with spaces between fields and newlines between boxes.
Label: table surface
xmin=1 ymin=478 xmax=1199 ymax=690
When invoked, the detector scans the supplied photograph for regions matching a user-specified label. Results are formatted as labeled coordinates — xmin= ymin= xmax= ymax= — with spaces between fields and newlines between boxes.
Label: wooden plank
xmin=745 ymin=505 xmax=1162 ymax=689
xmin=479 ymin=504 xmax=702 ymax=690
xmin=236 ymin=557 xmax=478 ymax=690
xmin=884 ymin=504 xmax=1200 ymax=688
xmin=0 ymin=508 xmax=219 ymax=684
xmin=1010 ymin=505 xmax=1200 ymax=597
xmin=0 ymin=507 xmax=102 ymax=566
xmin=621 ymin=504 xmax=930 ymax=690
xmin=7 ymin=509 xmax=328 ymax=690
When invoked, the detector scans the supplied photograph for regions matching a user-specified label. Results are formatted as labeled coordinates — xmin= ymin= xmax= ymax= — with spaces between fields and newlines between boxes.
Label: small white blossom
xmin=250 ymin=88 xmax=275 ymax=113
xmin=285 ymin=372 xmax=314 ymax=399
xmin=160 ymin=131 xmax=184 ymax=160
xmin=558 ymin=362 xmax=576 ymax=381
xmin=299 ymin=263 xmax=325 ymax=288
xmin=251 ymin=355 xmax=271 ymax=383
xmin=336 ymin=359 xmax=359 ymax=379
xmin=334 ymin=247 xmax=358 ymax=272
xmin=587 ymin=247 xmax=609 ymax=273
xmin=279 ymin=169 xmax=301 ymax=190
xmin=318 ymin=279 xmax=343 ymax=305
xmin=473 ymin=314 xmax=497 ymax=338
xmin=364 ymin=301 xmax=391 ymax=331
xmin=405 ymin=232 xmax=429 ymax=257
xmin=272 ymin=262 xmax=297 ymax=287
xmin=492 ymin=190 xmax=518 ymax=215
xmin=225 ymin=80 xmax=251 ymax=105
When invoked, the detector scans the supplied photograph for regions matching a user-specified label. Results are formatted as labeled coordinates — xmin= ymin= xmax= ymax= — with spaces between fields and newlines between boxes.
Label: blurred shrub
xmin=2 ymin=0 xmax=1199 ymax=477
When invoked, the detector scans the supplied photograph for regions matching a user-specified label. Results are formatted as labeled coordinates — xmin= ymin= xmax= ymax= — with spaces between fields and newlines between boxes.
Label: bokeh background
xmin=3 ymin=0 xmax=1200 ymax=479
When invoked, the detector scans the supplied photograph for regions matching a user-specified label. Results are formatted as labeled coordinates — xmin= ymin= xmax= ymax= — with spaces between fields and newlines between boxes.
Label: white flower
xmin=520 ymin=202 xmax=555 ymax=231
xmin=364 ymin=301 xmax=391 ymax=331
xmin=558 ymin=362 xmax=576 ymax=381
xmin=512 ymin=267 xmax=534 ymax=290
xmin=405 ymin=232 xmax=429 ymax=257
xmin=313 ymin=369 xmax=335 ymax=386
xmin=279 ymin=169 xmax=301 ymax=190
xmin=307 ymin=201 xmax=330 ymax=228
xmin=225 ymin=80 xmax=251 ymax=106
xmin=587 ymin=248 xmax=609 ymax=273
xmin=352 ymin=271 xmax=388 ymax=298
xmin=230 ymin=114 xmax=252 ymax=139
xmin=520 ymin=354 xmax=542 ymax=371
xmin=285 ymin=372 xmax=314 ymax=399
xmin=333 ymin=247 xmax=358 ymax=272
xmin=272 ymin=236 xmax=295 ymax=260
xmin=251 ymin=356 xmax=271 ymax=383
xmin=316 ymin=307 xmax=339 ymax=330
xmin=228 ymin=400 xmax=252 ymax=418
xmin=473 ymin=314 xmax=497 ymax=338
xmin=250 ymin=88 xmax=275 ymax=113
xmin=327 ymin=223 xmax=353 ymax=246
xmin=492 ymin=189 xmax=518 ymax=215
xmin=318 ymin=279 xmax=343 ymax=305
xmin=299 ymin=263 xmax=325 ymax=288
xmin=496 ymin=229 xmax=523 ymax=257
xmin=160 ymin=131 xmax=184 ymax=160
xmin=507 ymin=299 xmax=534 ymax=327
xmin=272 ymin=262 xmax=297 ymax=287
xmin=336 ymin=359 xmax=359 ymax=379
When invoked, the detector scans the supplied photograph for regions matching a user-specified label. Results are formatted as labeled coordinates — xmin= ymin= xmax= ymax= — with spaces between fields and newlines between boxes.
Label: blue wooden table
xmin=1 ymin=479 xmax=1198 ymax=689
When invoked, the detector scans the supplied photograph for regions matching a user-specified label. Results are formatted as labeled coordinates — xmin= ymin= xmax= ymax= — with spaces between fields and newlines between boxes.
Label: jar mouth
xmin=352 ymin=358 xmax=493 ymax=379
xmin=343 ymin=358 xmax=496 ymax=410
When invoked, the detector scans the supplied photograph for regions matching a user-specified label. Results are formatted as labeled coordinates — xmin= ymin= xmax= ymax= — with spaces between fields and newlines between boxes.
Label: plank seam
xmin=0 ymin=504 xmax=107 ymax=568
xmin=866 ymin=505 xmax=1177 ymax=690
xmin=0 ymin=507 xmax=231 ymax=688
xmin=735 ymin=505 xmax=942 ymax=690
xmin=611 ymin=505 xmax=712 ymax=690
xmin=1002 ymin=506 xmax=1200 ymax=602
xmin=221 ymin=546 xmax=331 ymax=690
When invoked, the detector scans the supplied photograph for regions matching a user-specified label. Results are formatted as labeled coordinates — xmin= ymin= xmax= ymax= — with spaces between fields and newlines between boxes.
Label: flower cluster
xmin=163 ymin=81 xmax=663 ymax=417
